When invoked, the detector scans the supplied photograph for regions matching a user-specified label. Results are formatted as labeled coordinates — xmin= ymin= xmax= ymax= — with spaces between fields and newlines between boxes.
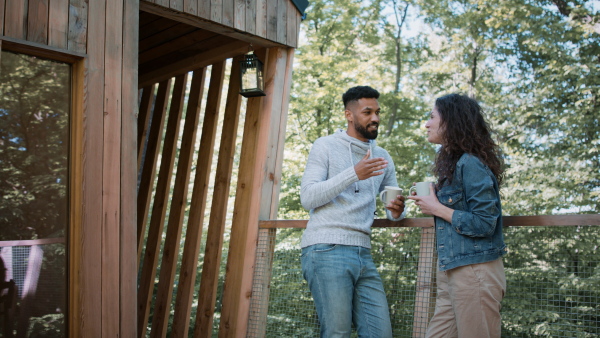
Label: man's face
xmin=345 ymin=98 xmax=380 ymax=141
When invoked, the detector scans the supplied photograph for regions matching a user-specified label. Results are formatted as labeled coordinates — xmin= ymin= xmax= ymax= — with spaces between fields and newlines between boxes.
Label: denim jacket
xmin=435 ymin=153 xmax=507 ymax=271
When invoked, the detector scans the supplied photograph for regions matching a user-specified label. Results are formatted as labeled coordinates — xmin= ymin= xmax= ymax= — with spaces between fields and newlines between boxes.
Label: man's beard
xmin=355 ymin=122 xmax=378 ymax=140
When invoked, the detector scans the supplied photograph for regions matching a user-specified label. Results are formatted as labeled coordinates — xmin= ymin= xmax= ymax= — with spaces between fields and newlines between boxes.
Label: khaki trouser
xmin=425 ymin=258 xmax=506 ymax=338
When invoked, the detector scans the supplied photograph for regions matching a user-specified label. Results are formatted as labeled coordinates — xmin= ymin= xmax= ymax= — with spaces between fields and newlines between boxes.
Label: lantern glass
xmin=239 ymin=53 xmax=266 ymax=97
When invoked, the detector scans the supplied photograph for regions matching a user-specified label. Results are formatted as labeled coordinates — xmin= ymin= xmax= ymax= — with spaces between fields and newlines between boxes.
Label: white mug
xmin=409 ymin=182 xmax=432 ymax=196
xmin=380 ymin=186 xmax=403 ymax=205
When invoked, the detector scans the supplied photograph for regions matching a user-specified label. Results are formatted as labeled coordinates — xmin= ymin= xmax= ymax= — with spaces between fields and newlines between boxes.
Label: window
xmin=0 ymin=50 xmax=70 ymax=337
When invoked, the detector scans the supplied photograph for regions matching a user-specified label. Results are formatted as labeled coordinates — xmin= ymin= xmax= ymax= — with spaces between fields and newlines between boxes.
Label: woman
xmin=408 ymin=94 xmax=508 ymax=338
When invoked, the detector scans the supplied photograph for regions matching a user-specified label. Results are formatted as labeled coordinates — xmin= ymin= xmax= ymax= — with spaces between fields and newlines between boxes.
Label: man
xmin=300 ymin=86 xmax=406 ymax=337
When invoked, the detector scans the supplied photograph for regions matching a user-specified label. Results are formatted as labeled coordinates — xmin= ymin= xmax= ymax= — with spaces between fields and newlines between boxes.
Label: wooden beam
xmin=120 ymin=0 xmax=139 ymax=335
xmin=137 ymin=85 xmax=156 ymax=169
xmin=0 ymin=36 xmax=87 ymax=63
xmin=139 ymin=37 xmax=249 ymax=87
xmin=3 ymin=0 xmax=27 ymax=39
xmin=171 ymin=61 xmax=226 ymax=338
xmin=136 ymin=79 xmax=172 ymax=259
xmin=78 ymin=0 xmax=106 ymax=333
xmin=247 ymin=46 xmax=295 ymax=338
xmin=193 ymin=56 xmax=243 ymax=338
xmin=150 ymin=68 xmax=206 ymax=337
xmin=139 ymin=29 xmax=216 ymax=64
xmin=139 ymin=22 xmax=197 ymax=52
xmin=137 ymin=73 xmax=187 ymax=338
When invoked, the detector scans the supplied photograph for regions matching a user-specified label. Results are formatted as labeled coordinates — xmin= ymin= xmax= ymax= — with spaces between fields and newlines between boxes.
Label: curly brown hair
xmin=432 ymin=94 xmax=505 ymax=187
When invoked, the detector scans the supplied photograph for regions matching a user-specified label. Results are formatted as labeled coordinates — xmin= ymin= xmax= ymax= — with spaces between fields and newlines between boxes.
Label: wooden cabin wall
xmin=140 ymin=0 xmax=301 ymax=48
xmin=136 ymin=46 xmax=294 ymax=337
xmin=1 ymin=0 xmax=139 ymax=336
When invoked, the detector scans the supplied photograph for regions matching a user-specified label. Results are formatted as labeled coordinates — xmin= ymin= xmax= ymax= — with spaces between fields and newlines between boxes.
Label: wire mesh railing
xmin=249 ymin=218 xmax=600 ymax=338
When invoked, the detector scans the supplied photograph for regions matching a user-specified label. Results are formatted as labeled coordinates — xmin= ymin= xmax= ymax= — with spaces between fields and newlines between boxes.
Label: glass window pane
xmin=0 ymin=50 xmax=70 ymax=337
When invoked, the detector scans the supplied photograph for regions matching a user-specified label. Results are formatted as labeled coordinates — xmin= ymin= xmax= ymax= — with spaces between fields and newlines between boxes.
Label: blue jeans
xmin=301 ymin=244 xmax=393 ymax=338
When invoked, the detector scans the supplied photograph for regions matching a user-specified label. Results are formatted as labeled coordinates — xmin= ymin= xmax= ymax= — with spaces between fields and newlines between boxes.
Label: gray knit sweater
xmin=300 ymin=130 xmax=405 ymax=249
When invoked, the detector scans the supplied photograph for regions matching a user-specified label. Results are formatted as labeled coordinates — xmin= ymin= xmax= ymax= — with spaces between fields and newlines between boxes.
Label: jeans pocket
xmin=312 ymin=243 xmax=337 ymax=253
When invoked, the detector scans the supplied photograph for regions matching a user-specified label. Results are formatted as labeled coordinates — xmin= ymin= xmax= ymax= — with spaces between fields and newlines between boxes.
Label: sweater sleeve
xmin=300 ymin=139 xmax=359 ymax=210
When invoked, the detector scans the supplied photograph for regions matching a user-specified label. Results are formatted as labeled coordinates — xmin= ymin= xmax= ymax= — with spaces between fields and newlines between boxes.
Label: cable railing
xmin=248 ymin=215 xmax=600 ymax=337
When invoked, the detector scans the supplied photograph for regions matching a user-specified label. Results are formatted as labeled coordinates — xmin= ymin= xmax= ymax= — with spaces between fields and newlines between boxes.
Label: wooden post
xmin=412 ymin=226 xmax=437 ymax=337
xmin=247 ymin=46 xmax=295 ymax=338
xmin=218 ymin=46 xmax=290 ymax=338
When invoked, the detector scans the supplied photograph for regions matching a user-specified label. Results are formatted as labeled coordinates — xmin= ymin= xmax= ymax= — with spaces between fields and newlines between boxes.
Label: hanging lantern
xmin=239 ymin=53 xmax=266 ymax=97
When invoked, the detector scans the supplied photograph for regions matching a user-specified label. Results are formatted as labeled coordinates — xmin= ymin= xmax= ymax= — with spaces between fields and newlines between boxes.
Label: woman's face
xmin=425 ymin=106 xmax=444 ymax=144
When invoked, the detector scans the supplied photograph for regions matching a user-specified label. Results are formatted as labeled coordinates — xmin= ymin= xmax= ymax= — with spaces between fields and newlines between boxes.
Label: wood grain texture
xmin=4 ymin=0 xmax=27 ymax=39
xmin=136 ymin=74 xmax=185 ymax=338
xmin=136 ymin=79 xmax=171 ymax=260
xmin=120 ymin=0 xmax=139 ymax=336
xmin=150 ymin=68 xmax=206 ymax=338
xmin=171 ymin=61 xmax=226 ymax=338
xmin=48 ymin=0 xmax=68 ymax=48
xmin=27 ymin=0 xmax=49 ymax=44
xmin=193 ymin=57 xmax=243 ymax=338
xmin=67 ymin=0 xmax=88 ymax=53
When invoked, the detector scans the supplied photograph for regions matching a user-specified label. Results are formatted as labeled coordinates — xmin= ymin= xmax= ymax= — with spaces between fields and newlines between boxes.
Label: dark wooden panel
xmin=139 ymin=28 xmax=216 ymax=63
xmin=139 ymin=15 xmax=180 ymax=41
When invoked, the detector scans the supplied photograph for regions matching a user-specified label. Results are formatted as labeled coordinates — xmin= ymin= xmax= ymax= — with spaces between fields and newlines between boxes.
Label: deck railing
xmin=248 ymin=215 xmax=600 ymax=337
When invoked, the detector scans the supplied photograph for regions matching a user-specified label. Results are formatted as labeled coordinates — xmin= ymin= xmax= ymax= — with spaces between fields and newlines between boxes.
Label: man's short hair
xmin=342 ymin=86 xmax=380 ymax=108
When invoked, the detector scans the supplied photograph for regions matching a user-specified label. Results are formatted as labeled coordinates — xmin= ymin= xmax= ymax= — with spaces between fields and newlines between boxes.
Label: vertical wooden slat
xmin=198 ymin=0 xmax=210 ymax=19
xmin=150 ymin=68 xmax=207 ymax=338
xmin=137 ymin=74 xmax=187 ymax=338
xmin=156 ymin=0 xmax=169 ymax=9
xmin=234 ymin=0 xmax=245 ymax=30
xmin=286 ymin=1 xmax=298 ymax=48
xmin=276 ymin=0 xmax=286 ymax=45
xmin=27 ymin=0 xmax=49 ymax=44
xmin=170 ymin=0 xmax=184 ymax=12
xmin=136 ymin=79 xmax=172 ymax=260
xmin=79 ymin=0 xmax=105 ymax=334
xmin=172 ymin=62 xmax=226 ymax=338
xmin=67 ymin=0 xmax=88 ymax=53
xmin=266 ymin=0 xmax=277 ymax=41
xmin=247 ymin=47 xmax=294 ymax=337
xmin=102 ymin=0 xmax=124 ymax=333
xmin=137 ymin=85 xmax=156 ymax=170
xmin=194 ymin=57 xmax=243 ymax=338
xmin=4 ymin=0 xmax=27 ymax=39
xmin=0 ymin=0 xmax=5 ymax=35
xmin=48 ymin=0 xmax=68 ymax=48
xmin=184 ymin=0 xmax=197 ymax=16
xmin=256 ymin=0 xmax=267 ymax=38
xmin=68 ymin=56 xmax=85 ymax=338
xmin=245 ymin=0 xmax=256 ymax=36
xmin=223 ymin=0 xmax=234 ymax=27
xmin=120 ymin=0 xmax=139 ymax=336
xmin=219 ymin=46 xmax=288 ymax=337
xmin=412 ymin=227 xmax=437 ymax=338
xmin=211 ymin=0 xmax=222 ymax=23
